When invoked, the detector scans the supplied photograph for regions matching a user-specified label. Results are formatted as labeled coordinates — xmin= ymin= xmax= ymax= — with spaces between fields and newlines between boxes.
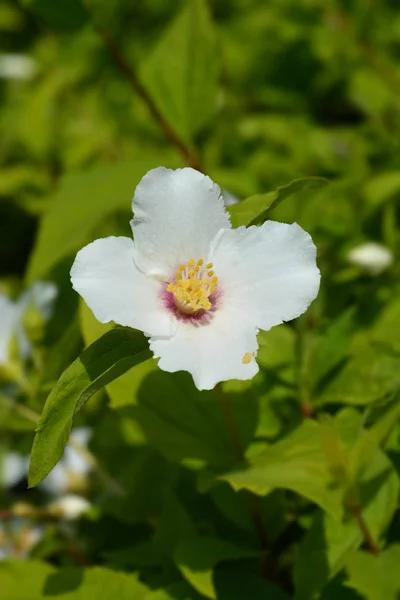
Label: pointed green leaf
xmin=228 ymin=177 xmax=329 ymax=228
xmin=140 ymin=0 xmax=219 ymax=143
xmin=26 ymin=160 xmax=160 ymax=283
xmin=345 ymin=545 xmax=400 ymax=600
xmin=28 ymin=328 xmax=151 ymax=487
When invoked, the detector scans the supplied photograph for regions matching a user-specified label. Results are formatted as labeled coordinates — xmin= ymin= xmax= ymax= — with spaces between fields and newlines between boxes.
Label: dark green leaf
xmin=28 ymin=327 xmax=151 ymax=487
xmin=21 ymin=0 xmax=88 ymax=31
xmin=174 ymin=536 xmax=258 ymax=599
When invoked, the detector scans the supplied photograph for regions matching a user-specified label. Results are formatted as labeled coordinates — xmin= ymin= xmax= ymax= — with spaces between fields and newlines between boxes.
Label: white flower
xmin=348 ymin=242 xmax=393 ymax=276
xmin=1 ymin=453 xmax=29 ymax=488
xmin=0 ymin=54 xmax=37 ymax=80
xmin=40 ymin=427 xmax=92 ymax=496
xmin=0 ymin=282 xmax=57 ymax=365
xmin=71 ymin=167 xmax=320 ymax=390
xmin=47 ymin=494 xmax=91 ymax=521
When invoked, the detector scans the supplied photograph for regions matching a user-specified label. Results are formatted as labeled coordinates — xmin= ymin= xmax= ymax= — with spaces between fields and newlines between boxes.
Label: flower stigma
xmin=166 ymin=258 xmax=218 ymax=315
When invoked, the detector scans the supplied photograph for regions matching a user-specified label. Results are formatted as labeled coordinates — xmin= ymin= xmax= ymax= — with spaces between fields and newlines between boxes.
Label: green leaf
xmin=140 ymin=0 xmax=218 ymax=143
xmin=26 ymin=160 xmax=159 ymax=283
xmin=80 ymin=299 xmax=156 ymax=409
xmin=174 ymin=536 xmax=258 ymax=599
xmin=28 ymin=327 xmax=151 ymax=487
xmin=294 ymin=449 xmax=399 ymax=600
xmin=0 ymin=560 xmax=149 ymax=599
xmin=20 ymin=0 xmax=88 ymax=30
xmin=347 ymin=399 xmax=400 ymax=484
xmin=310 ymin=309 xmax=355 ymax=393
xmin=214 ymin=567 xmax=291 ymax=600
xmin=228 ymin=177 xmax=329 ymax=228
xmin=218 ymin=420 xmax=344 ymax=520
xmin=345 ymin=545 xmax=400 ymax=600
xmin=131 ymin=371 xmax=258 ymax=467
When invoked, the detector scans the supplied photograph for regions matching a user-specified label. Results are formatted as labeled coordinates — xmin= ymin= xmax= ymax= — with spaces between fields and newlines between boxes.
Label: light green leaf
xmin=347 ymin=399 xmax=400 ymax=483
xmin=363 ymin=171 xmax=400 ymax=211
xmin=140 ymin=0 xmax=218 ymax=143
xmin=345 ymin=545 xmax=400 ymax=600
xmin=174 ymin=536 xmax=258 ymax=599
xmin=311 ymin=308 xmax=355 ymax=392
xmin=26 ymin=160 xmax=158 ymax=283
xmin=21 ymin=0 xmax=88 ymax=30
xmin=0 ymin=561 xmax=149 ymax=599
xmin=228 ymin=177 xmax=329 ymax=228
xmin=294 ymin=449 xmax=399 ymax=600
xmin=28 ymin=327 xmax=151 ymax=487
xmin=218 ymin=420 xmax=344 ymax=520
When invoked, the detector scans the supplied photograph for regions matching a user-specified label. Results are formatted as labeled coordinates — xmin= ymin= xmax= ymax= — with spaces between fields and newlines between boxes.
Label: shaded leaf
xmin=174 ymin=536 xmax=258 ymax=599
xmin=21 ymin=0 xmax=88 ymax=30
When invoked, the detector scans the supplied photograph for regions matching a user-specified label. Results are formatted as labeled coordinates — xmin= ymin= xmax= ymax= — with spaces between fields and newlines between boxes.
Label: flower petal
xmin=131 ymin=167 xmax=231 ymax=278
xmin=211 ymin=221 xmax=320 ymax=331
xmin=149 ymin=307 xmax=259 ymax=390
xmin=70 ymin=236 xmax=175 ymax=337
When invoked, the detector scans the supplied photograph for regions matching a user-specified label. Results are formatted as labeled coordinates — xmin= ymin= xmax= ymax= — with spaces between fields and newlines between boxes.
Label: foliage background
xmin=1 ymin=0 xmax=400 ymax=598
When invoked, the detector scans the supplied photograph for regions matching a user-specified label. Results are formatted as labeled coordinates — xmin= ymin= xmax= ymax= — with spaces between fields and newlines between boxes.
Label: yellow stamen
xmin=167 ymin=258 xmax=219 ymax=315
xmin=242 ymin=352 xmax=252 ymax=364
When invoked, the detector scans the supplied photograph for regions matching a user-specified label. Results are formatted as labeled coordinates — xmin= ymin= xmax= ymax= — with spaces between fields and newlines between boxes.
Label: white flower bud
xmin=47 ymin=495 xmax=91 ymax=521
xmin=348 ymin=242 xmax=393 ymax=276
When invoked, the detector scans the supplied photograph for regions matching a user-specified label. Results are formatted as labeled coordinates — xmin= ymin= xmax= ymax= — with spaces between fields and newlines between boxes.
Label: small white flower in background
xmin=40 ymin=427 xmax=92 ymax=496
xmin=1 ymin=452 xmax=29 ymax=488
xmin=71 ymin=167 xmax=320 ymax=390
xmin=0 ymin=281 xmax=57 ymax=365
xmin=0 ymin=54 xmax=37 ymax=80
xmin=47 ymin=494 xmax=91 ymax=521
xmin=348 ymin=242 xmax=393 ymax=276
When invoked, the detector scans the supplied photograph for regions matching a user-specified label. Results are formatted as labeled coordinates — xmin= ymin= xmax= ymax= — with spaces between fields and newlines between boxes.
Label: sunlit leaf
xmin=218 ymin=421 xmax=344 ymax=520
xmin=140 ymin=0 xmax=218 ymax=143
xmin=228 ymin=177 xmax=329 ymax=228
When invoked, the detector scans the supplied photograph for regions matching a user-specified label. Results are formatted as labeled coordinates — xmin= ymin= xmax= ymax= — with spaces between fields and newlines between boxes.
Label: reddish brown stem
xmin=351 ymin=502 xmax=378 ymax=554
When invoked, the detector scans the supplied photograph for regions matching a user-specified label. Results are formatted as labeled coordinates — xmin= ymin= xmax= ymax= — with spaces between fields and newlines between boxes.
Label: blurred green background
xmin=1 ymin=0 xmax=400 ymax=599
